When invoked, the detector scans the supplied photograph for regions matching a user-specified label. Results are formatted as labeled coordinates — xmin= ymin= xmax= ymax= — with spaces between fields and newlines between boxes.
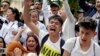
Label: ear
xmin=94 ymin=32 xmax=97 ymax=36
xmin=92 ymin=32 xmax=97 ymax=38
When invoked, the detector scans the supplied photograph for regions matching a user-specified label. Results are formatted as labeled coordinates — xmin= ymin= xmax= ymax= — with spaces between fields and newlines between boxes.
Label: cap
xmin=77 ymin=9 xmax=84 ymax=13
xmin=50 ymin=2 xmax=60 ymax=8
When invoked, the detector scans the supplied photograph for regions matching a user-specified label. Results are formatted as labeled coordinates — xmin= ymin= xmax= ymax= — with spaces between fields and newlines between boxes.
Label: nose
xmin=51 ymin=22 xmax=56 ymax=26
xmin=81 ymin=34 xmax=86 ymax=39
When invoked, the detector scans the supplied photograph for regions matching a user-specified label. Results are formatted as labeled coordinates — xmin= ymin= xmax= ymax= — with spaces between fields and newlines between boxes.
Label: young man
xmin=62 ymin=17 xmax=100 ymax=56
xmin=79 ymin=0 xmax=100 ymax=45
xmin=42 ymin=0 xmax=61 ymax=26
xmin=23 ymin=0 xmax=64 ymax=56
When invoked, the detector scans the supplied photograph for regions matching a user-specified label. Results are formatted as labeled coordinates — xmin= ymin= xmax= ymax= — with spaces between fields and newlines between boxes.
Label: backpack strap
xmin=41 ymin=34 xmax=65 ymax=56
xmin=0 ymin=24 xmax=2 ymax=30
xmin=60 ymin=39 xmax=65 ymax=56
xmin=18 ymin=22 xmax=23 ymax=27
xmin=41 ymin=34 xmax=49 ymax=48
xmin=71 ymin=38 xmax=77 ymax=53
xmin=93 ymin=43 xmax=96 ymax=56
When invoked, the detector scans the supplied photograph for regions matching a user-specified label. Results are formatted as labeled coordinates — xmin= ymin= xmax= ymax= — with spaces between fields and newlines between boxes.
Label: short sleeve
xmin=94 ymin=42 xmax=100 ymax=56
xmin=38 ymin=30 xmax=48 ymax=45
xmin=62 ymin=37 xmax=76 ymax=53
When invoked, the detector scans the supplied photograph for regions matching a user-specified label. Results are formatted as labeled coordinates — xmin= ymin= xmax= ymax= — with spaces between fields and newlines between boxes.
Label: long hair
xmin=0 ymin=37 xmax=6 ymax=56
xmin=8 ymin=7 xmax=21 ymax=22
xmin=0 ymin=37 xmax=6 ymax=48
xmin=6 ymin=41 xmax=27 ymax=56
xmin=26 ymin=34 xmax=40 ymax=55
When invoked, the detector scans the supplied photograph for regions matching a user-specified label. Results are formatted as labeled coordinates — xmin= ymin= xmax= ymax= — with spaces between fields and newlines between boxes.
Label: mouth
xmin=82 ymin=39 xmax=87 ymax=42
xmin=50 ymin=28 xmax=56 ymax=32
xmin=97 ymin=5 xmax=100 ymax=8
xmin=28 ymin=45 xmax=34 ymax=49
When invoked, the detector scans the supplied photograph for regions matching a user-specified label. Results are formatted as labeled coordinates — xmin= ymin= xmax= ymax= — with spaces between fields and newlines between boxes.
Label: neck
xmin=49 ymin=33 xmax=60 ymax=43
xmin=80 ymin=39 xmax=91 ymax=51
xmin=11 ymin=19 xmax=15 ymax=22
xmin=33 ymin=21 xmax=38 ymax=25
xmin=29 ymin=49 xmax=36 ymax=53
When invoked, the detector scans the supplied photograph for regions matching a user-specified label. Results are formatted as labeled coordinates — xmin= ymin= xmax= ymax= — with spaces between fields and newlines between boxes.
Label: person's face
xmin=58 ymin=8 xmax=67 ymax=21
xmin=26 ymin=37 xmax=37 ymax=52
xmin=1 ymin=2 xmax=9 ymax=12
xmin=79 ymin=27 xmax=96 ymax=44
xmin=78 ymin=13 xmax=84 ymax=21
xmin=30 ymin=12 xmax=38 ymax=23
xmin=6 ymin=9 xmax=15 ymax=21
xmin=34 ymin=2 xmax=42 ymax=10
xmin=51 ymin=6 xmax=60 ymax=15
xmin=96 ymin=0 xmax=100 ymax=12
xmin=47 ymin=19 xmax=62 ymax=35
xmin=0 ymin=38 xmax=4 ymax=48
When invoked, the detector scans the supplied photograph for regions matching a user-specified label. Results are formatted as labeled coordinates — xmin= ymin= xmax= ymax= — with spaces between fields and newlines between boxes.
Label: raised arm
xmin=62 ymin=0 xmax=75 ymax=40
xmin=23 ymin=0 xmax=39 ymax=35
xmin=63 ymin=0 xmax=75 ymax=23
xmin=13 ymin=27 xmax=24 ymax=41
xmin=42 ymin=0 xmax=50 ymax=26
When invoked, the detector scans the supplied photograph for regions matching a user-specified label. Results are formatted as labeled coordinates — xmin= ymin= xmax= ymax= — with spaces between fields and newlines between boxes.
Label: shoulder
xmin=65 ymin=37 xmax=77 ymax=44
xmin=93 ymin=41 xmax=100 ymax=55
xmin=62 ymin=37 xmax=77 ymax=53
xmin=38 ymin=21 xmax=45 ymax=26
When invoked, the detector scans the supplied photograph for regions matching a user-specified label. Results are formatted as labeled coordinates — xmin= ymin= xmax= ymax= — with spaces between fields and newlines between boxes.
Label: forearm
xmin=63 ymin=0 xmax=75 ymax=23
xmin=14 ymin=30 xmax=23 ymax=41
xmin=23 ymin=0 xmax=40 ymax=35
xmin=23 ymin=0 xmax=31 ymax=23
xmin=26 ymin=22 xmax=39 ymax=35
xmin=42 ymin=0 xmax=50 ymax=26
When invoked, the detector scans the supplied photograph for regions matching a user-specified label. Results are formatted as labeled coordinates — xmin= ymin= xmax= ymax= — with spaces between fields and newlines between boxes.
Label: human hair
xmin=9 ymin=7 xmax=21 ymax=22
xmin=2 ymin=1 xmax=10 ymax=6
xmin=0 ymin=37 xmax=6 ymax=56
xmin=30 ymin=9 xmax=39 ymax=15
xmin=78 ymin=16 xmax=97 ymax=31
xmin=0 ymin=37 xmax=6 ymax=48
xmin=34 ymin=1 xmax=42 ymax=5
xmin=26 ymin=34 xmax=40 ymax=55
xmin=30 ymin=9 xmax=39 ymax=20
xmin=6 ymin=41 xmax=27 ymax=56
xmin=49 ymin=15 xmax=63 ymax=26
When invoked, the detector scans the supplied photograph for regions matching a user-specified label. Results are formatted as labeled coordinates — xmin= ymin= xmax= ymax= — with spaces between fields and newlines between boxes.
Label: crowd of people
xmin=0 ymin=0 xmax=100 ymax=56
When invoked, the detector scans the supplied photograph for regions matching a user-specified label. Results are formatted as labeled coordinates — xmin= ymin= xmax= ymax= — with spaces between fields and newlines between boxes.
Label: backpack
xmin=41 ymin=34 xmax=65 ymax=56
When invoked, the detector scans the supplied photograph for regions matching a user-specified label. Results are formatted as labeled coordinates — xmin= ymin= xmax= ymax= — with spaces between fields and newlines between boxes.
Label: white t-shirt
xmin=62 ymin=37 xmax=100 ymax=56
xmin=62 ymin=17 xmax=75 ymax=41
xmin=92 ymin=12 xmax=100 ymax=43
xmin=39 ymin=30 xmax=61 ymax=56
xmin=0 ymin=21 xmax=19 ymax=44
